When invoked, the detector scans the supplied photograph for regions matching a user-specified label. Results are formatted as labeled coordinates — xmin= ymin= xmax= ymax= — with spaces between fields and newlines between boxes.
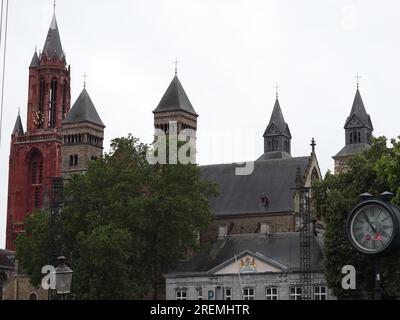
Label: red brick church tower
xmin=6 ymin=12 xmax=70 ymax=250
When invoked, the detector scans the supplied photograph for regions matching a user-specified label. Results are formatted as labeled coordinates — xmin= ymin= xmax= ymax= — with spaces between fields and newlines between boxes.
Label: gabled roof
xmin=42 ymin=13 xmax=64 ymax=60
xmin=12 ymin=112 xmax=24 ymax=135
xmin=344 ymin=89 xmax=373 ymax=130
xmin=200 ymin=156 xmax=311 ymax=216
xmin=167 ymin=233 xmax=324 ymax=275
xmin=153 ymin=75 xmax=198 ymax=116
xmin=29 ymin=51 xmax=40 ymax=68
xmin=263 ymin=99 xmax=291 ymax=137
xmin=63 ymin=88 xmax=105 ymax=127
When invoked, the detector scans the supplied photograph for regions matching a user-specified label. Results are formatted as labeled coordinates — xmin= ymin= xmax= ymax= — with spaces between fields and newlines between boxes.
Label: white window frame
xmin=225 ymin=287 xmax=232 ymax=300
xmin=243 ymin=288 xmax=255 ymax=300
xmin=176 ymin=288 xmax=187 ymax=300
xmin=289 ymin=286 xmax=302 ymax=300
xmin=265 ymin=287 xmax=279 ymax=300
xmin=197 ymin=288 xmax=203 ymax=300
xmin=314 ymin=285 xmax=328 ymax=300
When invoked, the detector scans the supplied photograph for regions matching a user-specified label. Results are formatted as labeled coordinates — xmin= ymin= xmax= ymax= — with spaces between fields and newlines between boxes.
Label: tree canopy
xmin=313 ymin=136 xmax=400 ymax=299
xmin=16 ymin=134 xmax=217 ymax=299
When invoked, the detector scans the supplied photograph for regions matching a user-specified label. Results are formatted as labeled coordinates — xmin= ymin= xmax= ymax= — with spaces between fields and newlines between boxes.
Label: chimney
xmin=218 ymin=224 xmax=227 ymax=240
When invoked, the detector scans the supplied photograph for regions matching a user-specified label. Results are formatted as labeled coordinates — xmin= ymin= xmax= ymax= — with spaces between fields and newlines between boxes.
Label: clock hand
xmin=363 ymin=212 xmax=377 ymax=233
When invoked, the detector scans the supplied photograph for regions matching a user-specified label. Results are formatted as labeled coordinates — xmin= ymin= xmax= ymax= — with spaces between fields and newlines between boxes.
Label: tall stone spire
xmin=42 ymin=13 xmax=64 ymax=60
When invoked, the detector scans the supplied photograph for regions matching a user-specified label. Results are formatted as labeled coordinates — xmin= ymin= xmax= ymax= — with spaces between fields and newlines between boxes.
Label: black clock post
xmin=346 ymin=191 xmax=400 ymax=300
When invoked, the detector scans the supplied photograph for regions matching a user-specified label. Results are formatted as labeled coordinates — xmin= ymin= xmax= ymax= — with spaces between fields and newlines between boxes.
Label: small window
xmin=74 ymin=155 xmax=78 ymax=166
xmin=176 ymin=289 xmax=187 ymax=300
xmin=225 ymin=288 xmax=232 ymax=300
xmin=29 ymin=292 xmax=38 ymax=300
xmin=314 ymin=286 xmax=327 ymax=300
xmin=69 ymin=155 xmax=74 ymax=167
xmin=243 ymin=288 xmax=255 ymax=300
xmin=350 ymin=132 xmax=353 ymax=144
xmin=197 ymin=288 xmax=203 ymax=301
xmin=290 ymin=287 xmax=302 ymax=300
xmin=266 ymin=287 xmax=278 ymax=300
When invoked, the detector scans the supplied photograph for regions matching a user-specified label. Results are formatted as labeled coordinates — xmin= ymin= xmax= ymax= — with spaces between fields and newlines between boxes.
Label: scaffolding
xmin=296 ymin=167 xmax=312 ymax=300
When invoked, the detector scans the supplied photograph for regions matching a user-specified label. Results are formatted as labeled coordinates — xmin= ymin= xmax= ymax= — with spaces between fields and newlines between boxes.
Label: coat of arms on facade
xmin=239 ymin=256 xmax=257 ymax=273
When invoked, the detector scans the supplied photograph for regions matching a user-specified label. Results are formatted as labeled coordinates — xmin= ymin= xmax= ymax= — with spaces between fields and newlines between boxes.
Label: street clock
xmin=346 ymin=192 xmax=400 ymax=256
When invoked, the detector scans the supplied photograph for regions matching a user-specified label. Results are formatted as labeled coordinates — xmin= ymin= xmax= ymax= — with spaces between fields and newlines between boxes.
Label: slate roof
xmin=29 ymin=51 xmax=40 ymax=68
xmin=263 ymin=99 xmax=291 ymax=137
xmin=333 ymin=143 xmax=370 ymax=158
xmin=200 ymin=156 xmax=311 ymax=216
xmin=257 ymin=151 xmax=292 ymax=161
xmin=344 ymin=89 xmax=373 ymax=130
xmin=153 ymin=75 xmax=198 ymax=116
xmin=12 ymin=113 xmax=24 ymax=135
xmin=42 ymin=13 xmax=64 ymax=59
xmin=63 ymin=88 xmax=105 ymax=127
xmin=0 ymin=249 xmax=15 ymax=270
xmin=169 ymin=233 xmax=324 ymax=275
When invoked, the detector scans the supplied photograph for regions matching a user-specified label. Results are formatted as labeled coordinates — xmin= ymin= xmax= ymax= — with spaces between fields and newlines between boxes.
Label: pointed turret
xmin=42 ymin=13 xmax=64 ymax=60
xmin=259 ymin=98 xmax=292 ymax=160
xmin=63 ymin=88 xmax=104 ymax=127
xmin=344 ymin=89 xmax=373 ymax=130
xmin=153 ymin=75 xmax=198 ymax=117
xmin=29 ymin=50 xmax=40 ymax=68
xmin=333 ymin=87 xmax=374 ymax=174
xmin=153 ymin=74 xmax=198 ymax=140
xmin=12 ymin=111 xmax=24 ymax=135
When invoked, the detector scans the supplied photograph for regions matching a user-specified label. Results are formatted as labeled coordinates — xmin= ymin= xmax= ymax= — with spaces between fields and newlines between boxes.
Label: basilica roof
xmin=200 ymin=156 xmax=311 ymax=216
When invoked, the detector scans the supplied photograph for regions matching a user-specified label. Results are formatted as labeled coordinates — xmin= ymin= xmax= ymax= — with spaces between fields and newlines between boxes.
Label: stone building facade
xmin=165 ymin=233 xmax=335 ymax=300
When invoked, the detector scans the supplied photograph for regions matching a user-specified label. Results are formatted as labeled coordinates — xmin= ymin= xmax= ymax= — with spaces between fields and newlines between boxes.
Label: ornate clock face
xmin=349 ymin=204 xmax=395 ymax=254
xmin=33 ymin=110 xmax=44 ymax=127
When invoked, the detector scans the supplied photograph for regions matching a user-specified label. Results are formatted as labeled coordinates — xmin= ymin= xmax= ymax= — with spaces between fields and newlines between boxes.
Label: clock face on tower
xmin=348 ymin=202 xmax=397 ymax=255
xmin=33 ymin=110 xmax=45 ymax=127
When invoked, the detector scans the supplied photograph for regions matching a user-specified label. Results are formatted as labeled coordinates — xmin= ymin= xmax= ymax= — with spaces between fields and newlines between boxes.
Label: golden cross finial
xmin=274 ymin=83 xmax=280 ymax=99
xmin=173 ymin=58 xmax=180 ymax=76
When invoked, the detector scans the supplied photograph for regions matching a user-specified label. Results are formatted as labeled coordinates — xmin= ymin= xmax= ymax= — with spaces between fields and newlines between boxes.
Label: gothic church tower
xmin=6 ymin=12 xmax=70 ymax=249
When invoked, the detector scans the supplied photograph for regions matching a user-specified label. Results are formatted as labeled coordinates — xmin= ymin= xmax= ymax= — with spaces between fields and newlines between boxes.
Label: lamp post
xmin=54 ymin=255 xmax=73 ymax=300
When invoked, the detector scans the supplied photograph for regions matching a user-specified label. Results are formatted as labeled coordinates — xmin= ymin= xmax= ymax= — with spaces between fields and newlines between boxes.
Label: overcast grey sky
xmin=1 ymin=0 xmax=400 ymax=248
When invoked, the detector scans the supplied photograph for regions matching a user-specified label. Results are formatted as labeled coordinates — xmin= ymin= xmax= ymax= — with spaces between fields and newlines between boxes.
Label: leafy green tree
xmin=16 ymin=134 xmax=217 ymax=299
xmin=314 ymin=136 xmax=400 ymax=299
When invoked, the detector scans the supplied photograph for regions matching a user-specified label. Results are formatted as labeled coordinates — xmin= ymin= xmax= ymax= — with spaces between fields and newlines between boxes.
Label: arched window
xmin=74 ymin=155 xmax=78 ymax=166
xmin=38 ymin=78 xmax=45 ymax=112
xmin=357 ymin=131 xmax=361 ymax=143
xmin=49 ymin=78 xmax=57 ymax=128
xmin=69 ymin=155 xmax=74 ymax=167
xmin=62 ymin=81 xmax=67 ymax=119
xmin=350 ymin=132 xmax=353 ymax=144
xmin=28 ymin=292 xmax=38 ymax=300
